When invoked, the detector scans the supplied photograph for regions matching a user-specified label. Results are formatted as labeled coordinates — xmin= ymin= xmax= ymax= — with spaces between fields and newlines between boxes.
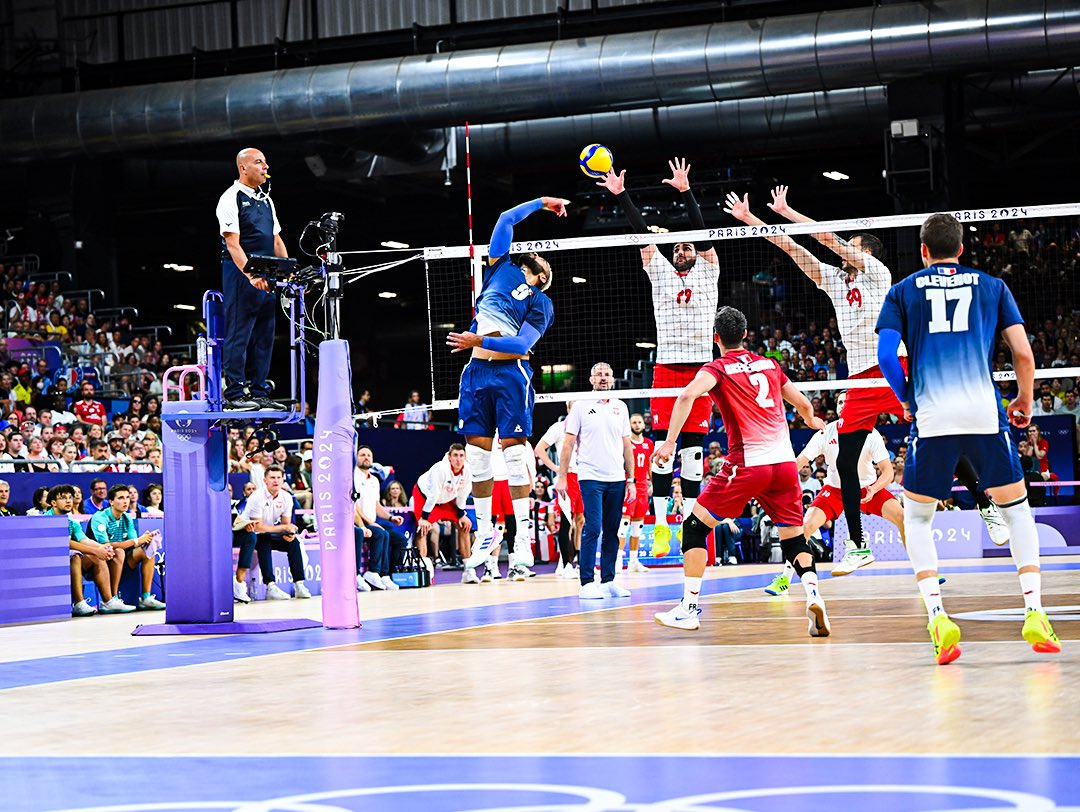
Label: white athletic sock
xmin=629 ymin=547 xmax=639 ymax=563
xmin=683 ymin=576 xmax=702 ymax=611
xmin=918 ymin=576 xmax=945 ymax=622
xmin=475 ymin=495 xmax=493 ymax=537
xmin=653 ymin=497 xmax=668 ymax=527
xmin=1019 ymin=572 xmax=1043 ymax=613
xmin=800 ymin=569 xmax=820 ymax=604
xmin=683 ymin=496 xmax=697 ymax=517
xmin=782 ymin=560 xmax=796 ymax=582
xmin=512 ymin=496 xmax=530 ymax=530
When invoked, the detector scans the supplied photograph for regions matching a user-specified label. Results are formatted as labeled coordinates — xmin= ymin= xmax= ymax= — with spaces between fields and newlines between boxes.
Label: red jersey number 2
xmin=676 ymin=288 xmax=693 ymax=304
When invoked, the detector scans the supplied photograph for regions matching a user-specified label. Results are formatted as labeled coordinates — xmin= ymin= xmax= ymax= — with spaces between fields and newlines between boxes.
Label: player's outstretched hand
xmin=806 ymin=415 xmax=826 ymax=431
xmin=723 ymin=192 xmax=750 ymax=222
xmin=596 ymin=170 xmax=626 ymax=196
xmin=541 ymin=197 xmax=570 ymax=217
xmin=768 ymin=185 xmax=790 ymax=215
xmin=652 ymin=440 xmax=676 ymax=467
xmin=1007 ymin=395 xmax=1033 ymax=428
xmin=447 ymin=331 xmax=482 ymax=353
xmin=661 ymin=157 xmax=691 ymax=193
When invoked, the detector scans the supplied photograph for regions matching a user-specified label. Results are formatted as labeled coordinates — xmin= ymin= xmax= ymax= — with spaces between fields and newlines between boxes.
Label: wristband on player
xmin=421 ymin=510 xmax=431 ymax=520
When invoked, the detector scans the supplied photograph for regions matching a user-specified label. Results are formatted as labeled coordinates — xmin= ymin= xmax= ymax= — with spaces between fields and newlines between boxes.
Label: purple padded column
xmin=314 ymin=339 xmax=360 ymax=629
xmin=161 ymin=399 xmax=234 ymax=625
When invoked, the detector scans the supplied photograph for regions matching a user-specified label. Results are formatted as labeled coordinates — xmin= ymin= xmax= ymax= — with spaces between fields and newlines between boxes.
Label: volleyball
xmin=579 ymin=143 xmax=614 ymax=178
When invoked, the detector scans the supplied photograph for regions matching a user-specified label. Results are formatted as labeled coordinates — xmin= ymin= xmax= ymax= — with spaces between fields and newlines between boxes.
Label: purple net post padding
xmin=314 ymin=339 xmax=360 ymax=630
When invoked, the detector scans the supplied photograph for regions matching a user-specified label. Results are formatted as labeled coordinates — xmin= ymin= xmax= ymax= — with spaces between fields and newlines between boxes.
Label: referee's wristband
xmin=627 ymin=478 xmax=636 ymax=483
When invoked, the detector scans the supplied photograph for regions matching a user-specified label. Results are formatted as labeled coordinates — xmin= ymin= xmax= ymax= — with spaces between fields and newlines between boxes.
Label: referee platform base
xmin=131 ymin=618 xmax=322 ymax=636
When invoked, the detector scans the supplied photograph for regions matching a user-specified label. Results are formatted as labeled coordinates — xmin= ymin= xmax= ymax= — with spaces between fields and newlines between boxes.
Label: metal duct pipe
xmin=1 ymin=0 xmax=1078 ymax=162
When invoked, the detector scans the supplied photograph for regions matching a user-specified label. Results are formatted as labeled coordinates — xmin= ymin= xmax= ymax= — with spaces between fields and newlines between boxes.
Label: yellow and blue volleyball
xmin=579 ymin=144 xmax=614 ymax=178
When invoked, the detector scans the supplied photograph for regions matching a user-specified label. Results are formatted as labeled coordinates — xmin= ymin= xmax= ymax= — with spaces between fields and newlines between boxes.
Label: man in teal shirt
xmin=90 ymin=483 xmax=165 ymax=610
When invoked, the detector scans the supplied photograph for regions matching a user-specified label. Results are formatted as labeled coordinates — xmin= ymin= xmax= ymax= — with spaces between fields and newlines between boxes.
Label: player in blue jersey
xmin=447 ymin=195 xmax=569 ymax=577
xmin=876 ymin=213 xmax=1060 ymax=665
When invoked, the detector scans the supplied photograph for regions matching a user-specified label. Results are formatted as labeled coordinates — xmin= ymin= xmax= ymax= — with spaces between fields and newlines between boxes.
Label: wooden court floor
xmin=0 ymin=560 xmax=1076 ymax=761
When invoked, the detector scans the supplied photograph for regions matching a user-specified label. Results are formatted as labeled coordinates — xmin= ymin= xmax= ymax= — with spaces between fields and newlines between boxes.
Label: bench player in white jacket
xmin=413 ymin=443 xmax=474 ymax=582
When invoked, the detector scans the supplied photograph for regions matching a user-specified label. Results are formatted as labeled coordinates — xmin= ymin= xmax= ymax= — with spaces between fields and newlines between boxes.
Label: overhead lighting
xmin=378 ymin=291 xmax=398 ymax=299
xmin=380 ymin=240 xmax=410 ymax=249
xmin=572 ymin=276 xmax=587 ymax=284
xmin=636 ymin=342 xmax=657 ymax=349
xmin=822 ymin=171 xmax=850 ymax=181
xmin=173 ymin=304 xmax=197 ymax=311
xmin=647 ymin=225 xmax=670 ymax=234
xmin=435 ymin=322 xmax=455 ymax=329
xmin=969 ymin=226 xmax=978 ymax=232
xmin=163 ymin=263 xmax=194 ymax=272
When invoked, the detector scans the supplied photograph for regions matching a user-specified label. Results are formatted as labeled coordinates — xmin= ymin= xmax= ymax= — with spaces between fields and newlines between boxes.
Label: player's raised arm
xmin=487 ymin=196 xmax=569 ymax=266
xmin=662 ymin=157 xmax=717 ymax=265
xmin=724 ymin=192 xmax=823 ymax=285
xmin=780 ymin=379 xmax=825 ymax=430
xmin=597 ymin=169 xmax=658 ymax=265
xmin=768 ymin=185 xmax=867 ymax=273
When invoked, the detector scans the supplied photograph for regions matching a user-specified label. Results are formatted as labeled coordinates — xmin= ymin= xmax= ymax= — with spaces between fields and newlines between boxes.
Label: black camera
xmin=319 ymin=212 xmax=345 ymax=236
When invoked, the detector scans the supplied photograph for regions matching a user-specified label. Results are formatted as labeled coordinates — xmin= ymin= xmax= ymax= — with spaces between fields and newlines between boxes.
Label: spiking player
xmin=726 ymin=188 xmax=1009 ymax=576
xmin=597 ymin=158 xmax=718 ymax=547
xmin=447 ymin=195 xmax=569 ymax=571
xmin=618 ymin=412 xmax=653 ymax=573
xmin=653 ymin=306 xmax=831 ymax=637
xmin=876 ymin=212 xmax=1059 ymax=665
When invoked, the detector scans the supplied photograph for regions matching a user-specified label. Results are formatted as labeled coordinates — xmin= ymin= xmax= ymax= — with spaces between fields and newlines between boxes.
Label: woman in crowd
xmin=230 ymin=439 xmax=251 ymax=473
xmin=381 ymin=480 xmax=409 ymax=508
xmin=141 ymin=396 xmax=160 ymax=428
xmin=26 ymin=486 xmax=50 ymax=515
xmin=26 ymin=436 xmax=56 ymax=472
xmin=57 ymin=441 xmax=79 ymax=472
xmin=143 ymin=483 xmax=164 ymax=517
xmin=70 ymin=484 xmax=88 ymax=519
xmin=126 ymin=393 xmax=146 ymax=424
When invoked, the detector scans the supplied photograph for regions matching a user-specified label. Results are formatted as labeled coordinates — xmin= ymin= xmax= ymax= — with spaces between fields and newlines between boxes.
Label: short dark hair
xmin=714 ymin=306 xmax=748 ymax=349
xmin=850 ymin=233 xmax=883 ymax=257
xmin=920 ymin=213 xmax=963 ymax=259
xmin=265 ymin=464 xmax=285 ymax=475
xmin=107 ymin=483 xmax=130 ymax=500
xmin=47 ymin=484 xmax=75 ymax=503
xmin=357 ymin=444 xmax=372 ymax=454
xmin=448 ymin=442 xmax=465 ymax=453
xmin=89 ymin=478 xmax=106 ymax=489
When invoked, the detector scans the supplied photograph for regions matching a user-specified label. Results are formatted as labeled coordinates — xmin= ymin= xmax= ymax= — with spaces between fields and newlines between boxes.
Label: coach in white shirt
xmin=556 ymin=362 xmax=635 ymax=600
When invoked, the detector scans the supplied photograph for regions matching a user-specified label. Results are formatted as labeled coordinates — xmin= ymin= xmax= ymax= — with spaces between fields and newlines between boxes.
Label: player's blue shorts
xmin=904 ymin=429 xmax=1024 ymax=500
xmin=458 ymin=357 xmax=534 ymax=438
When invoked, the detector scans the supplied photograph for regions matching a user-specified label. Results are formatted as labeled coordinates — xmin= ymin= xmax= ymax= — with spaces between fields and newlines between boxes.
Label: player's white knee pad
xmin=903 ymin=498 xmax=939 ymax=573
xmin=631 ymin=520 xmax=644 ymax=537
xmin=502 ymin=443 xmax=531 ymax=487
xmin=679 ymin=446 xmax=703 ymax=482
xmin=651 ymin=455 xmax=674 ymax=475
xmin=466 ymin=444 xmax=493 ymax=483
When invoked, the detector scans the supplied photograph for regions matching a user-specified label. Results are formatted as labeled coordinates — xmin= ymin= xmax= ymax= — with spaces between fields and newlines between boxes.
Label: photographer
xmin=215 ymin=147 xmax=288 ymax=411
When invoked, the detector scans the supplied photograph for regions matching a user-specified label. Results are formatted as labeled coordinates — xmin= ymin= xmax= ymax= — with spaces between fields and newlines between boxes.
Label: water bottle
xmin=197 ymin=334 xmax=207 ymax=367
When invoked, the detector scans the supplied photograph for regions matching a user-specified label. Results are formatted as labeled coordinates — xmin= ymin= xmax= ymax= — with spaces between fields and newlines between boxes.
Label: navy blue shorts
xmin=904 ymin=430 xmax=1024 ymax=500
xmin=458 ymin=358 xmax=533 ymax=438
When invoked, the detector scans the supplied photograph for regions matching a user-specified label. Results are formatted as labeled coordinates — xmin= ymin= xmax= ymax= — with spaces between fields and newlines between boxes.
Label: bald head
xmin=236 ymin=148 xmax=269 ymax=189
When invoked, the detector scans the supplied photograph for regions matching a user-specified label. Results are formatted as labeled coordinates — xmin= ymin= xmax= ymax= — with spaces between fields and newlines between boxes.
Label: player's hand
xmin=768 ymin=185 xmax=790 ymax=215
xmin=723 ymin=192 xmax=751 ymax=222
xmin=1007 ymin=395 xmax=1033 ymax=428
xmin=661 ymin=157 xmax=691 ymax=193
xmin=595 ymin=170 xmax=626 ymax=196
xmin=361 ymin=526 xmax=373 ymax=538
xmin=554 ymin=475 xmax=568 ymax=497
xmin=391 ymin=514 xmax=404 ymax=526
xmin=447 ymin=331 xmax=483 ymax=353
xmin=861 ymin=486 xmax=879 ymax=504
xmin=282 ymin=533 xmax=296 ymax=542
xmin=244 ymin=271 xmax=271 ymax=293
xmin=541 ymin=197 xmax=570 ymax=217
xmin=806 ymin=415 xmax=826 ymax=431
xmin=457 ymin=515 xmax=473 ymax=532
xmin=625 ymin=481 xmax=635 ymax=503
xmin=652 ymin=440 xmax=676 ymax=467
xmin=417 ymin=519 xmax=432 ymax=536
xmin=88 ymin=544 xmax=110 ymax=561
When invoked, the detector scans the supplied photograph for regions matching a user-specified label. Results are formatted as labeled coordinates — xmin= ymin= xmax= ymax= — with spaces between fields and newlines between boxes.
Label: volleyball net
xmin=418 ymin=202 xmax=1080 ymax=419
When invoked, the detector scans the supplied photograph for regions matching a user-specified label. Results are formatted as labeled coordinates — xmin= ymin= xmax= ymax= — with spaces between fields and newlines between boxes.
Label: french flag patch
xmin=937 ymin=266 xmax=958 ymax=275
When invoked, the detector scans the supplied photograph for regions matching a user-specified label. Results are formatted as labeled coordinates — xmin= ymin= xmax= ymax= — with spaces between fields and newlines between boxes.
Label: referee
xmin=215 ymin=147 xmax=287 ymax=411
xmin=556 ymin=362 xmax=635 ymax=600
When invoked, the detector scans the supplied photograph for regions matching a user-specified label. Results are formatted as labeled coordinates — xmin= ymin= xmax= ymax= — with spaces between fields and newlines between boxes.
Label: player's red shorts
xmin=412 ymin=485 xmax=462 ymax=523
xmin=492 ymin=479 xmax=513 ymax=519
xmin=622 ymin=481 xmax=648 ymax=518
xmin=651 ymin=363 xmax=711 ymax=432
xmin=566 ymin=472 xmax=583 ymax=516
xmin=808 ymin=483 xmax=897 ymax=522
xmin=838 ymin=358 xmax=909 ymax=433
xmin=698 ymin=460 xmax=803 ymax=526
